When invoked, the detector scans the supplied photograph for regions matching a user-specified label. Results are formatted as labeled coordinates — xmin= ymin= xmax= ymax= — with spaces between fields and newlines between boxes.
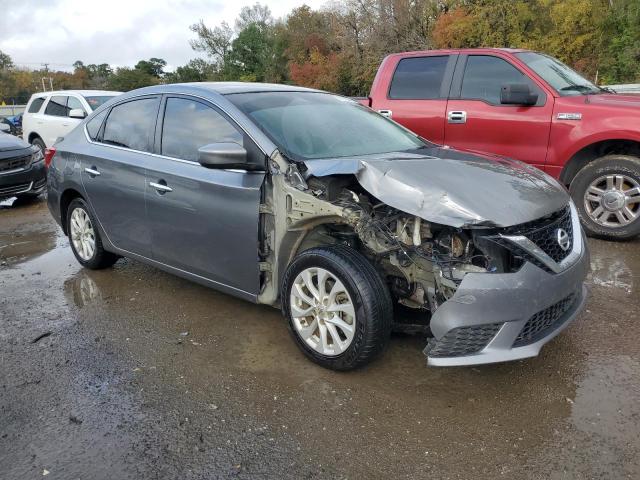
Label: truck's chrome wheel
xmin=290 ymin=267 xmax=356 ymax=356
xmin=70 ymin=207 xmax=96 ymax=261
xmin=584 ymin=174 xmax=640 ymax=227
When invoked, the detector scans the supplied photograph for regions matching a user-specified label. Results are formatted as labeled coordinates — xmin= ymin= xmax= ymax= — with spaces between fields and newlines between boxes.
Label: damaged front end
xmin=258 ymin=148 xmax=589 ymax=367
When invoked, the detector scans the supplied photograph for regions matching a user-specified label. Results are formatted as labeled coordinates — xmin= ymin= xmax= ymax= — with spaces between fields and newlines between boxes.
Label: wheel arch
xmin=60 ymin=188 xmax=85 ymax=235
xmin=28 ymin=132 xmax=43 ymax=144
xmin=560 ymin=139 xmax=640 ymax=186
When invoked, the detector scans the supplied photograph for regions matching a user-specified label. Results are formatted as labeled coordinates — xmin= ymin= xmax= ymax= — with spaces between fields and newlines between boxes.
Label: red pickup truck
xmin=359 ymin=48 xmax=640 ymax=240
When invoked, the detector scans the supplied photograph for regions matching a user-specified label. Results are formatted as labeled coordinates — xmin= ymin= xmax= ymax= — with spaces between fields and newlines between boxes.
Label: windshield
xmin=83 ymin=95 xmax=117 ymax=111
xmin=227 ymin=91 xmax=425 ymax=160
xmin=515 ymin=52 xmax=601 ymax=96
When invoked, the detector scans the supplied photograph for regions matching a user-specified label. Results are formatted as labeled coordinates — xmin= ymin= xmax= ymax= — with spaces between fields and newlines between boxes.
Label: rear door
xmin=80 ymin=96 xmax=160 ymax=257
xmin=41 ymin=95 xmax=70 ymax=147
xmin=145 ymin=95 xmax=264 ymax=295
xmin=370 ymin=54 xmax=456 ymax=144
xmin=444 ymin=54 xmax=554 ymax=168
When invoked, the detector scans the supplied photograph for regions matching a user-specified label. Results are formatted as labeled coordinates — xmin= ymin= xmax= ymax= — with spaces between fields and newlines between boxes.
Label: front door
xmin=444 ymin=54 xmax=554 ymax=169
xmin=80 ymin=96 xmax=160 ymax=257
xmin=145 ymin=95 xmax=264 ymax=295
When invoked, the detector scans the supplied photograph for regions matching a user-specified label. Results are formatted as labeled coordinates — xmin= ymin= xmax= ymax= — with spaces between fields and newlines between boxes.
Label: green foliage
xmin=107 ymin=67 xmax=159 ymax=91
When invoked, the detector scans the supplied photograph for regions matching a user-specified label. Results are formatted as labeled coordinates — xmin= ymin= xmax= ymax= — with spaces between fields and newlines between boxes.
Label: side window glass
xmin=161 ymin=97 xmax=243 ymax=162
xmin=86 ymin=109 xmax=108 ymax=140
xmin=461 ymin=56 xmax=535 ymax=105
xmin=67 ymin=97 xmax=85 ymax=116
xmin=28 ymin=97 xmax=46 ymax=113
xmin=388 ymin=56 xmax=449 ymax=99
xmin=44 ymin=96 xmax=68 ymax=117
xmin=102 ymin=97 xmax=159 ymax=152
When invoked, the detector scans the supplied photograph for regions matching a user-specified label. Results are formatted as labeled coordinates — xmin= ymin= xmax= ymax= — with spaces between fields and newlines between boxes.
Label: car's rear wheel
xmin=282 ymin=245 xmax=393 ymax=370
xmin=31 ymin=137 xmax=46 ymax=154
xmin=66 ymin=198 xmax=118 ymax=269
xmin=570 ymin=155 xmax=640 ymax=240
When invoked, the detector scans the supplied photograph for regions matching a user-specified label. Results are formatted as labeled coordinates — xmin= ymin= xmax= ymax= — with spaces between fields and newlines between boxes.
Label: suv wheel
xmin=31 ymin=137 xmax=46 ymax=154
xmin=570 ymin=155 xmax=640 ymax=240
xmin=67 ymin=198 xmax=118 ymax=269
xmin=282 ymin=245 xmax=393 ymax=370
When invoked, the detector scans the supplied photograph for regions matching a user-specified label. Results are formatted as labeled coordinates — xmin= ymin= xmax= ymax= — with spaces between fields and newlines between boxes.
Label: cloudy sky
xmin=0 ymin=0 xmax=326 ymax=71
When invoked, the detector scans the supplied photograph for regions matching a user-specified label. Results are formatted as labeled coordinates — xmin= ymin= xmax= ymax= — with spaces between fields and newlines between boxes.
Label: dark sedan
xmin=0 ymin=129 xmax=46 ymax=200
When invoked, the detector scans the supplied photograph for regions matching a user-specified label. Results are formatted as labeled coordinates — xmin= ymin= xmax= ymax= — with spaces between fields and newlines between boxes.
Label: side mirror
xmin=0 ymin=123 xmax=10 ymax=133
xmin=69 ymin=108 xmax=86 ymax=119
xmin=500 ymin=83 xmax=538 ymax=106
xmin=198 ymin=142 xmax=248 ymax=169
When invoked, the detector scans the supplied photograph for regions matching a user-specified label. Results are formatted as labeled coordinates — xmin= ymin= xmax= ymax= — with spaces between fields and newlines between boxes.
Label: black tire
xmin=66 ymin=198 xmax=118 ymax=269
xmin=31 ymin=137 xmax=46 ymax=154
xmin=569 ymin=155 xmax=640 ymax=240
xmin=282 ymin=245 xmax=393 ymax=371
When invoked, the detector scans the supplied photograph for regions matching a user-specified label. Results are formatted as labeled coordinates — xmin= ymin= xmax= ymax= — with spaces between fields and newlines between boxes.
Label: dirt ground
xmin=0 ymin=197 xmax=638 ymax=480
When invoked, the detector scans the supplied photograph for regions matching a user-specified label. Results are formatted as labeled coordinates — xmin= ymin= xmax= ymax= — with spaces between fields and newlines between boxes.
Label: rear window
xmin=86 ymin=109 xmax=108 ymax=140
xmin=102 ymin=97 xmax=159 ymax=152
xmin=84 ymin=96 xmax=116 ymax=111
xmin=28 ymin=97 xmax=46 ymax=113
xmin=388 ymin=56 xmax=449 ymax=99
xmin=44 ymin=96 xmax=68 ymax=117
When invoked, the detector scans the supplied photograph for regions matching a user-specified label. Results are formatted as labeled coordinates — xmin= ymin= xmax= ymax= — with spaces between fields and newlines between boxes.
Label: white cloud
xmin=0 ymin=0 xmax=326 ymax=71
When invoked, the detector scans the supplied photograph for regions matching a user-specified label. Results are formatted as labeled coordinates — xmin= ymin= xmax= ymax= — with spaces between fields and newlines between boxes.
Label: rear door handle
xmin=150 ymin=181 xmax=172 ymax=193
xmin=84 ymin=167 xmax=100 ymax=177
xmin=447 ymin=111 xmax=467 ymax=124
xmin=377 ymin=109 xmax=393 ymax=118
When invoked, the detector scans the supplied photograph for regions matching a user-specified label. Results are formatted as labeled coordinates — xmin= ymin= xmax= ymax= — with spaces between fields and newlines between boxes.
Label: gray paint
xmin=303 ymin=146 xmax=569 ymax=228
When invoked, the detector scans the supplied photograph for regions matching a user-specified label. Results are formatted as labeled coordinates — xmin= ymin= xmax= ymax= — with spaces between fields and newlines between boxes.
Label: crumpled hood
xmin=0 ymin=132 xmax=30 ymax=152
xmin=302 ymin=146 xmax=569 ymax=228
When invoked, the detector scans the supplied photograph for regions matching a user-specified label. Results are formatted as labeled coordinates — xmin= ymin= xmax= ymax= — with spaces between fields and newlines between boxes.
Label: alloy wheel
xmin=290 ymin=267 xmax=356 ymax=356
xmin=584 ymin=174 xmax=640 ymax=227
xmin=70 ymin=207 xmax=96 ymax=261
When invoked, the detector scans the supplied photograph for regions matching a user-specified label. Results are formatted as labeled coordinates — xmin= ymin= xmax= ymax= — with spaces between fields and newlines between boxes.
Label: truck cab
xmin=363 ymin=48 xmax=640 ymax=240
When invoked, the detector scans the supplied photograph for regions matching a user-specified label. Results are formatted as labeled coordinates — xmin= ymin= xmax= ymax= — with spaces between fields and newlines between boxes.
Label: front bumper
xmin=425 ymin=213 xmax=590 ymax=367
xmin=0 ymin=160 xmax=47 ymax=198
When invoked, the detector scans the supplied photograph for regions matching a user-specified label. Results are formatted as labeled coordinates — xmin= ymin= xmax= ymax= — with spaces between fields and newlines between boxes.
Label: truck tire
xmin=570 ymin=155 xmax=640 ymax=240
xmin=31 ymin=137 xmax=46 ymax=154
xmin=66 ymin=198 xmax=119 ymax=269
xmin=282 ymin=245 xmax=393 ymax=370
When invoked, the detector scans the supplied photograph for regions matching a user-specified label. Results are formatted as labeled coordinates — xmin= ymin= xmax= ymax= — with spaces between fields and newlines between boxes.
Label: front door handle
xmin=447 ymin=111 xmax=467 ymax=124
xmin=377 ymin=109 xmax=393 ymax=118
xmin=150 ymin=180 xmax=172 ymax=194
xmin=84 ymin=167 xmax=100 ymax=177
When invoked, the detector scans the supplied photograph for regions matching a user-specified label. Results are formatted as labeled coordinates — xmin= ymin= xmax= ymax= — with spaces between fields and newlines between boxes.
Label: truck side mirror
xmin=500 ymin=83 xmax=538 ymax=106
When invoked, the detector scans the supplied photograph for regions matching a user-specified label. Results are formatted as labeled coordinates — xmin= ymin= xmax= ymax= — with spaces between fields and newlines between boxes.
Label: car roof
xmin=128 ymin=82 xmax=324 ymax=97
xmin=30 ymin=90 xmax=122 ymax=97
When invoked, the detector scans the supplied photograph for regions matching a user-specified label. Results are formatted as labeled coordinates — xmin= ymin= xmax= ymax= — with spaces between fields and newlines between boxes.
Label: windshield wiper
xmin=560 ymin=85 xmax=599 ymax=94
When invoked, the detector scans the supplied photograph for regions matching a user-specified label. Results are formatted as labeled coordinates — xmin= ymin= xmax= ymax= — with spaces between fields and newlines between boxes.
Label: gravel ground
xmin=1 ymin=197 xmax=639 ymax=480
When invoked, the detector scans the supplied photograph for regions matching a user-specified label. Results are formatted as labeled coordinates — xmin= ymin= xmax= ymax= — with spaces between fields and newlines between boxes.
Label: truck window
xmin=388 ymin=56 xmax=449 ymax=100
xmin=461 ymin=56 xmax=535 ymax=105
xmin=28 ymin=97 xmax=46 ymax=113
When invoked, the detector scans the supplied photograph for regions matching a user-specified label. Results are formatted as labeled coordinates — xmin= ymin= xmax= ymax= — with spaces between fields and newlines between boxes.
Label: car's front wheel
xmin=66 ymin=198 xmax=118 ymax=269
xmin=282 ymin=245 xmax=393 ymax=370
xmin=570 ymin=155 xmax=640 ymax=240
xmin=31 ymin=137 xmax=46 ymax=154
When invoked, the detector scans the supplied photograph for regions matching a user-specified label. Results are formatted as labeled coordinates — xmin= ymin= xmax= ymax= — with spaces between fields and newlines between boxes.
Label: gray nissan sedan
xmin=46 ymin=82 xmax=589 ymax=370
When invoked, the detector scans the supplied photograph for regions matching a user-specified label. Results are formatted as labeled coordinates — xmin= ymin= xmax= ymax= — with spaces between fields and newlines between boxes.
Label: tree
xmin=235 ymin=3 xmax=272 ymax=31
xmin=165 ymin=59 xmax=216 ymax=83
xmin=189 ymin=20 xmax=233 ymax=66
xmin=108 ymin=67 xmax=158 ymax=91
xmin=0 ymin=50 xmax=13 ymax=70
xmin=134 ymin=58 xmax=167 ymax=78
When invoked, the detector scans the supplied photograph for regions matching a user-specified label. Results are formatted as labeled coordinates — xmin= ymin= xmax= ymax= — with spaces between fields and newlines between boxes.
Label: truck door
xmin=371 ymin=54 xmax=457 ymax=144
xmin=444 ymin=54 xmax=554 ymax=169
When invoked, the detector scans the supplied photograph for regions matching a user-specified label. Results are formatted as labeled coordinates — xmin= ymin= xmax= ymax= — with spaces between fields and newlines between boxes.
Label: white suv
xmin=22 ymin=90 xmax=121 ymax=152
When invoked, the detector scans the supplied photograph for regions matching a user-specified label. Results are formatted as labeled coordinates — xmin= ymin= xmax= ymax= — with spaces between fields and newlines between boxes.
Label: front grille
xmin=513 ymin=294 xmax=576 ymax=347
xmin=490 ymin=206 xmax=574 ymax=273
xmin=524 ymin=207 xmax=573 ymax=263
xmin=426 ymin=323 xmax=502 ymax=358
xmin=0 ymin=182 xmax=32 ymax=195
xmin=0 ymin=154 xmax=31 ymax=173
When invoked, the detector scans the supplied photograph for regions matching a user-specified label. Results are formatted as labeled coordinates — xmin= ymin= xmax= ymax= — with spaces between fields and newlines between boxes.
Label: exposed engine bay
xmin=257 ymin=152 xmax=519 ymax=316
